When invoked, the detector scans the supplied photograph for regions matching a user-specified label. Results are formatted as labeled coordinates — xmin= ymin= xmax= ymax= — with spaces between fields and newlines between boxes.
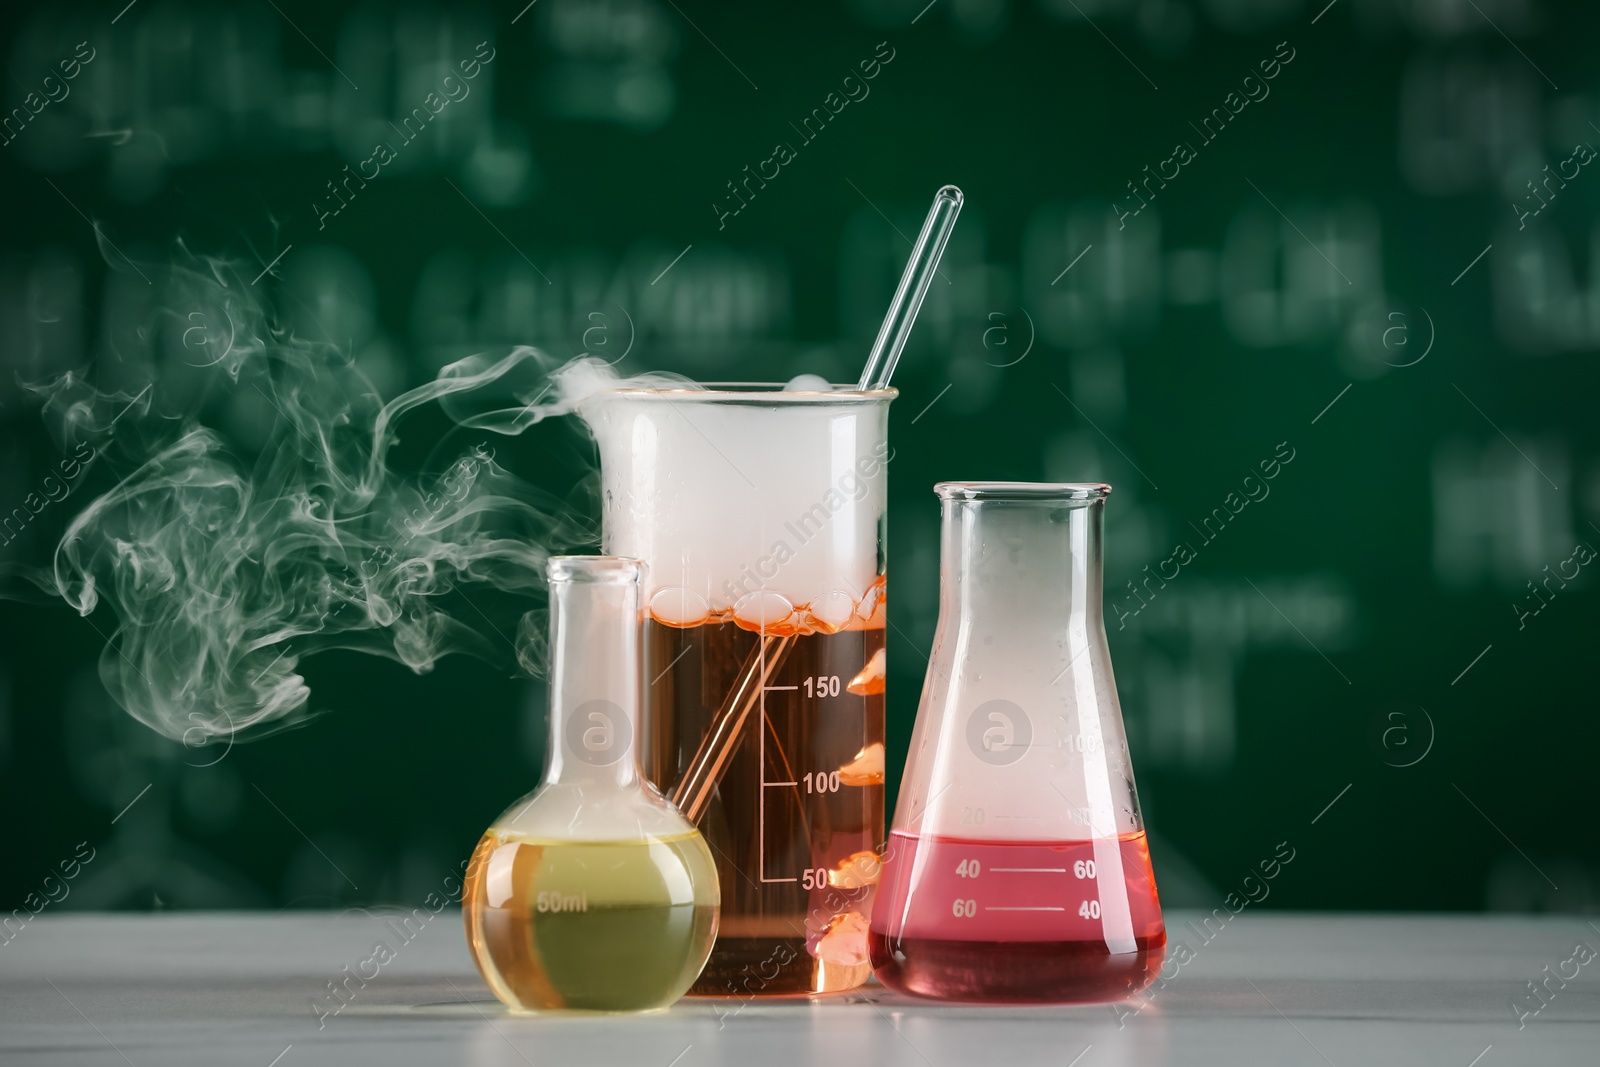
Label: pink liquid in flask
xmin=868 ymin=829 xmax=1166 ymax=1003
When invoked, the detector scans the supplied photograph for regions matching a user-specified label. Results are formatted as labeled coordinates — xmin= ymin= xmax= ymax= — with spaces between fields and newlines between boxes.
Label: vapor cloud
xmin=9 ymin=245 xmax=663 ymax=744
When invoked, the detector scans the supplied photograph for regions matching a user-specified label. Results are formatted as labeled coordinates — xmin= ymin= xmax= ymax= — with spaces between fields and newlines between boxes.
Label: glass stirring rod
xmin=856 ymin=185 xmax=964 ymax=391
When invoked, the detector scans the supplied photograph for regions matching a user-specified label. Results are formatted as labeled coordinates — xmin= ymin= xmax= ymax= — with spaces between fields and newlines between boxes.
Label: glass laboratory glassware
xmin=578 ymin=384 xmax=894 ymax=996
xmin=463 ymin=556 xmax=719 ymax=1013
xmin=869 ymin=483 xmax=1166 ymax=1003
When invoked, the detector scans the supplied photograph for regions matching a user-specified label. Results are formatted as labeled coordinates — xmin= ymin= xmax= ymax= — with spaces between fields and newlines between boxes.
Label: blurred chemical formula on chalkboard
xmin=2 ymin=0 xmax=1596 ymax=918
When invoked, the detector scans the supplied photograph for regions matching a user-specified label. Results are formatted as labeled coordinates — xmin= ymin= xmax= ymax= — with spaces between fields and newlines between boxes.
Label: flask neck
xmin=939 ymin=494 xmax=1106 ymax=640
xmin=543 ymin=558 xmax=644 ymax=789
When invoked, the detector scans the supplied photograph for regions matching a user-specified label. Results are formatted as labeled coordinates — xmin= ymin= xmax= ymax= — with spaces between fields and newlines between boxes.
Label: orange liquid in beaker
xmin=641 ymin=582 xmax=886 ymax=995
xmin=868 ymin=830 xmax=1166 ymax=1003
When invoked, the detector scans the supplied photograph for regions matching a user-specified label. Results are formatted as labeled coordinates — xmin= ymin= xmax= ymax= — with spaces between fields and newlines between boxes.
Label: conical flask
xmin=869 ymin=483 xmax=1165 ymax=1003
xmin=463 ymin=556 xmax=720 ymax=1012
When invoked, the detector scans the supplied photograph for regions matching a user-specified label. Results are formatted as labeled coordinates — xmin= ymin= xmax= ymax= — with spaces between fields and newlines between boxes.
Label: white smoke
xmin=7 ymin=245 xmax=684 ymax=744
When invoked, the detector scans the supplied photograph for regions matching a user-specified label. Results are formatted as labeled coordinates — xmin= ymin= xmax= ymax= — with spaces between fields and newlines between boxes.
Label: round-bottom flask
xmin=464 ymin=557 xmax=719 ymax=1012
xmin=869 ymin=483 xmax=1165 ymax=1003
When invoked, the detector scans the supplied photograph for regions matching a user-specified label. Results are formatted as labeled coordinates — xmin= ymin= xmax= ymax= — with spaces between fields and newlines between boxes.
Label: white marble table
xmin=2 ymin=912 xmax=1595 ymax=1065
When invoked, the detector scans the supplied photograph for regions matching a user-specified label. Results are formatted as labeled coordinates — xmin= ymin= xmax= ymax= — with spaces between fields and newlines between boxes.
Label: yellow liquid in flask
xmin=463 ymin=830 xmax=719 ymax=1012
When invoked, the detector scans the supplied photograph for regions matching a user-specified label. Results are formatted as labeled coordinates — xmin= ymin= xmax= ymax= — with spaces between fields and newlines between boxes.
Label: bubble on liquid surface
xmin=808 ymin=590 xmax=857 ymax=632
xmin=733 ymin=591 xmax=794 ymax=629
xmin=857 ymin=581 xmax=883 ymax=621
xmin=649 ymin=587 xmax=710 ymax=627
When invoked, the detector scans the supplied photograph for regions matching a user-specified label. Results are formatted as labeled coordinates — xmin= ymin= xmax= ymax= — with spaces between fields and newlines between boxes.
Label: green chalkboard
xmin=2 ymin=0 xmax=1596 ymax=919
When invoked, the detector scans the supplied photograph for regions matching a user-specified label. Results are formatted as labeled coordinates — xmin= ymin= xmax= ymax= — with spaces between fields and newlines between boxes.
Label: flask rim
xmin=547 ymin=555 xmax=646 ymax=583
xmin=935 ymin=481 xmax=1111 ymax=503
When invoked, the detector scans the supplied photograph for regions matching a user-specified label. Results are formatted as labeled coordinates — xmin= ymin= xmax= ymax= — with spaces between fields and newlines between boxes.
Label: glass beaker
xmin=868 ymin=482 xmax=1165 ymax=1003
xmin=578 ymin=384 xmax=894 ymax=996
xmin=463 ymin=556 xmax=720 ymax=1012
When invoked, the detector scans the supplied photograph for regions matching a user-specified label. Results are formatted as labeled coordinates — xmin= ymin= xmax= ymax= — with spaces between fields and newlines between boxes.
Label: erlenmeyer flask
xmin=869 ymin=482 xmax=1165 ymax=1003
xmin=463 ymin=556 xmax=720 ymax=1012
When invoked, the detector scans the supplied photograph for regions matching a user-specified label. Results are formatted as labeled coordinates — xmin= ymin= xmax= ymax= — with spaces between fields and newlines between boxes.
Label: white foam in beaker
xmin=573 ymin=381 xmax=893 ymax=630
